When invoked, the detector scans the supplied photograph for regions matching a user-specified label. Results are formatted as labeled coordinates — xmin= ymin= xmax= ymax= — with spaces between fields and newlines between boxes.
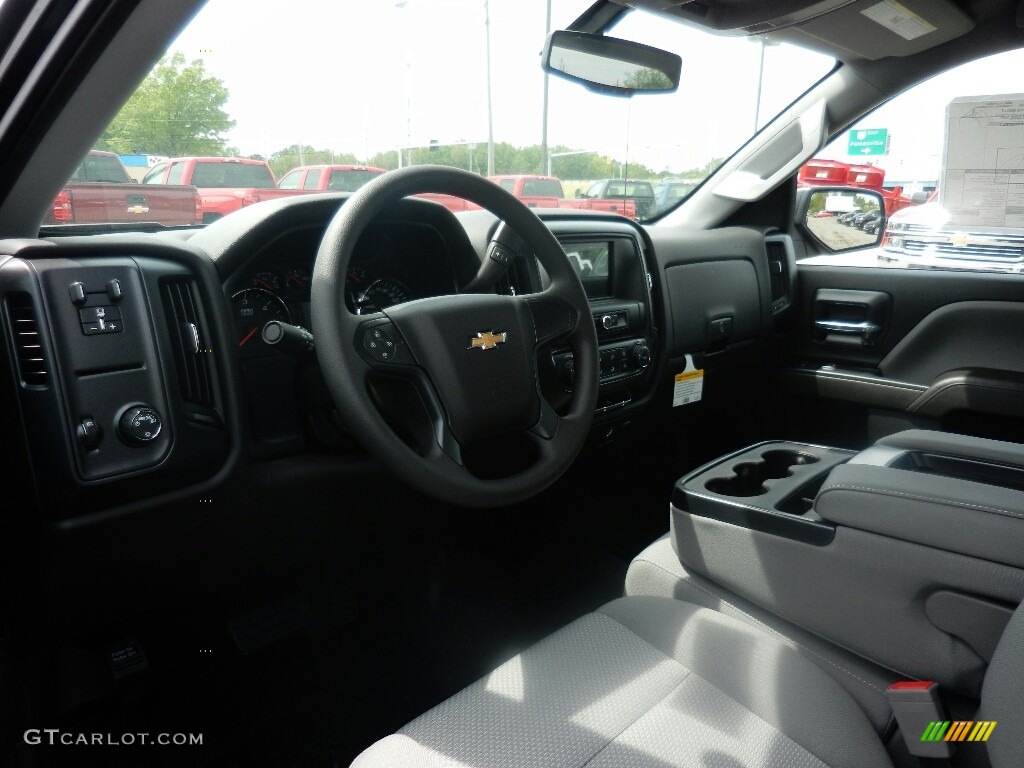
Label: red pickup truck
xmin=277 ymin=164 xmax=387 ymax=192
xmin=278 ymin=163 xmax=477 ymax=213
xmin=143 ymin=157 xmax=308 ymax=223
xmin=45 ymin=150 xmax=202 ymax=226
xmin=488 ymin=175 xmax=565 ymax=208
xmin=488 ymin=174 xmax=637 ymax=218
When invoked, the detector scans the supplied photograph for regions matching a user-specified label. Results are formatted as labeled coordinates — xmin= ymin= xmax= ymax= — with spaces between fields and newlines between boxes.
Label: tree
xmin=98 ymin=52 xmax=236 ymax=157
xmin=622 ymin=67 xmax=674 ymax=92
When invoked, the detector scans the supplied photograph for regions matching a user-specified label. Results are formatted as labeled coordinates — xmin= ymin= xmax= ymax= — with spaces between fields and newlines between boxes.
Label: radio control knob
xmin=630 ymin=343 xmax=651 ymax=369
xmin=119 ymin=406 xmax=162 ymax=445
xmin=601 ymin=314 xmax=615 ymax=330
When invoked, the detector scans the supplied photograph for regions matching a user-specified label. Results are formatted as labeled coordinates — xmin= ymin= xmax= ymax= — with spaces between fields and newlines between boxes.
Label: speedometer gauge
xmin=232 ymin=288 xmax=291 ymax=355
xmin=350 ymin=277 xmax=412 ymax=314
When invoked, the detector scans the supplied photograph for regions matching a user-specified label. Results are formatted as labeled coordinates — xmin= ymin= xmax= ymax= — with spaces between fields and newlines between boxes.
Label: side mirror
xmin=575 ymin=189 xmax=584 ymax=198
xmin=796 ymin=187 xmax=885 ymax=252
xmin=542 ymin=30 xmax=681 ymax=97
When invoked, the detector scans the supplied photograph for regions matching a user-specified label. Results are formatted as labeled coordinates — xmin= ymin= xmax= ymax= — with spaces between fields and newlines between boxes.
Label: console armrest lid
xmin=815 ymin=463 xmax=1024 ymax=568
xmin=878 ymin=429 xmax=1024 ymax=467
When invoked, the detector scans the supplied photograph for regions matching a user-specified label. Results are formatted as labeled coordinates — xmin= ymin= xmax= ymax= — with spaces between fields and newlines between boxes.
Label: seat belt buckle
xmin=886 ymin=681 xmax=956 ymax=759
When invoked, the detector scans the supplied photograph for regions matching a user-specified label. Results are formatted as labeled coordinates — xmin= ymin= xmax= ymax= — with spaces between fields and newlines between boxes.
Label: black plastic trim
xmin=672 ymin=440 xmax=855 ymax=546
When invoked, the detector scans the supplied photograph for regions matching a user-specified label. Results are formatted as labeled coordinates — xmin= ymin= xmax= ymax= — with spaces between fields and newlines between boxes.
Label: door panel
xmin=777 ymin=264 xmax=1024 ymax=445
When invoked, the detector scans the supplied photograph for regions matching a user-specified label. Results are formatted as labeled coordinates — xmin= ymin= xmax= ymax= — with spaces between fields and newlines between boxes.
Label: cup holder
xmin=704 ymin=449 xmax=819 ymax=497
xmin=761 ymin=449 xmax=819 ymax=477
xmin=705 ymin=462 xmax=770 ymax=497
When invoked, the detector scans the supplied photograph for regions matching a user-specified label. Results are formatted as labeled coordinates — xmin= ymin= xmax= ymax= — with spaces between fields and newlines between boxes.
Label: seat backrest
xmin=979 ymin=601 xmax=1024 ymax=766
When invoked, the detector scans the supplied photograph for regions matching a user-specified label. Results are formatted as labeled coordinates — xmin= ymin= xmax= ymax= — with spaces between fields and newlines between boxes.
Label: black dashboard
xmin=0 ymin=192 xmax=789 ymax=530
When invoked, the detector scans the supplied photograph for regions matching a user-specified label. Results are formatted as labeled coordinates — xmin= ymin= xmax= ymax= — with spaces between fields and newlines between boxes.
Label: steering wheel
xmin=311 ymin=165 xmax=599 ymax=507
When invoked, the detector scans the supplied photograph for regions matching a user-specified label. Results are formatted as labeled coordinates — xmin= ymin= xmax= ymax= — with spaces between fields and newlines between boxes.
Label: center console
xmin=668 ymin=429 xmax=1024 ymax=698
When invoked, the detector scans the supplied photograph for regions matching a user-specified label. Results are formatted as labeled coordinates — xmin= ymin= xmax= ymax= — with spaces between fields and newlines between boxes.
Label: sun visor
xmin=616 ymin=0 xmax=974 ymax=61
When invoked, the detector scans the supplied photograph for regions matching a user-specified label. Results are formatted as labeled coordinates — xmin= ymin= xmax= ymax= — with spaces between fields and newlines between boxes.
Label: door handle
xmin=814 ymin=319 xmax=880 ymax=344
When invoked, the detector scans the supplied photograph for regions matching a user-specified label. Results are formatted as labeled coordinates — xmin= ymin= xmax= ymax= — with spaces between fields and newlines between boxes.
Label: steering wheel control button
xmin=468 ymin=330 xmax=507 ymax=351
xmin=69 ymin=282 xmax=87 ymax=305
xmin=363 ymin=325 xmax=401 ymax=362
xmin=77 ymin=416 xmax=102 ymax=450
xmin=106 ymin=279 xmax=123 ymax=302
xmin=118 ymin=406 xmax=162 ymax=445
xmin=488 ymin=243 xmax=515 ymax=267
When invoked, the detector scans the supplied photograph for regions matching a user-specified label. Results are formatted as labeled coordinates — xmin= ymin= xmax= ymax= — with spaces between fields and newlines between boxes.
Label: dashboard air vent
xmin=6 ymin=292 xmax=48 ymax=386
xmin=161 ymin=279 xmax=213 ymax=406
xmin=765 ymin=237 xmax=791 ymax=312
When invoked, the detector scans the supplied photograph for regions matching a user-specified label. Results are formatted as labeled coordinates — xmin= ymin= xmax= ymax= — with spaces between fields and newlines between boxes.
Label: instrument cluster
xmin=230 ymin=221 xmax=458 ymax=357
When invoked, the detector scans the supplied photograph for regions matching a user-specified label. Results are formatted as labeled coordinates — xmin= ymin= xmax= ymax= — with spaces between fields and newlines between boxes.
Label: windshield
xmin=51 ymin=0 xmax=834 ymax=228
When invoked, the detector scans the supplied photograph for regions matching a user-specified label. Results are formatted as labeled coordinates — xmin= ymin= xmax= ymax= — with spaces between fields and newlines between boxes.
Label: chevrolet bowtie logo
xmin=468 ymin=330 xmax=507 ymax=350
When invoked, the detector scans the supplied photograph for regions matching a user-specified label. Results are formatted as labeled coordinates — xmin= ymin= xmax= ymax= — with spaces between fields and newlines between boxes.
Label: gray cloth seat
xmin=351 ymin=596 xmax=895 ymax=768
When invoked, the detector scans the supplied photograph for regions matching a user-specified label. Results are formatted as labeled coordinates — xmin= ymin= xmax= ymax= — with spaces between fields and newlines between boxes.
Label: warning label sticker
xmin=673 ymin=355 xmax=704 ymax=407
xmin=861 ymin=0 xmax=936 ymax=42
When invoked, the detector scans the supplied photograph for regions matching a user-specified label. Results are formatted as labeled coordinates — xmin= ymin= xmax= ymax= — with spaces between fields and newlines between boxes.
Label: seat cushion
xmin=351 ymin=596 xmax=893 ymax=768
xmin=625 ymin=535 xmax=901 ymax=734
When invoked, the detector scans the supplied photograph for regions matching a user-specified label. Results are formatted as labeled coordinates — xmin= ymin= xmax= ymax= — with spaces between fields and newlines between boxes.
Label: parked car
xmin=856 ymin=209 xmax=882 ymax=231
xmin=880 ymin=201 xmax=1024 ymax=272
xmin=143 ymin=156 xmax=310 ymax=222
xmin=278 ymin=164 xmax=386 ymax=193
xmin=575 ymin=178 xmax=656 ymax=219
xmin=43 ymin=150 xmax=201 ymax=226
xmin=651 ymin=178 xmax=696 ymax=215
xmin=487 ymin=174 xmax=565 ymax=208
xmin=488 ymin=174 xmax=638 ymax=217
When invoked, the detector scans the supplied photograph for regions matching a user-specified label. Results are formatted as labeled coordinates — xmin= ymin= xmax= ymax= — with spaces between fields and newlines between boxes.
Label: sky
xmin=167 ymin=0 xmax=834 ymax=173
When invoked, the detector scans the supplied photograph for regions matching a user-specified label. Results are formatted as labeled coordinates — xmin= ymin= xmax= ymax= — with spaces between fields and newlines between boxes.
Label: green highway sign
xmin=848 ymin=128 xmax=889 ymax=156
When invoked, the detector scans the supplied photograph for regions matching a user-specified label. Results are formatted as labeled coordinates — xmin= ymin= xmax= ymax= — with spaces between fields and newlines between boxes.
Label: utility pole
xmin=485 ymin=0 xmax=495 ymax=176
xmin=540 ymin=0 xmax=551 ymax=176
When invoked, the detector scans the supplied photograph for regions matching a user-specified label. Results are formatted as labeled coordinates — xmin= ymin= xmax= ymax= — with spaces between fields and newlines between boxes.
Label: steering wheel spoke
xmin=529 ymin=398 xmax=561 ymax=440
xmin=521 ymin=293 xmax=578 ymax=347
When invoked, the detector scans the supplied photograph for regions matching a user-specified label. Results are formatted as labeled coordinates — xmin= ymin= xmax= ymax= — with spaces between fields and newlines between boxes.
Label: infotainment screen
xmin=563 ymin=241 xmax=612 ymax=298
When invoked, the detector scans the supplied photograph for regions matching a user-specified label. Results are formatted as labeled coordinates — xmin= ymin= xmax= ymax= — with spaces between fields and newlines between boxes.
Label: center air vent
xmin=6 ymin=292 xmax=48 ymax=386
xmin=161 ymin=279 xmax=213 ymax=406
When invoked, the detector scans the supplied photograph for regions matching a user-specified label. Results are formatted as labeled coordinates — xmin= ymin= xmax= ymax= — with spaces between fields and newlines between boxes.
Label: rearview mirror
xmin=797 ymin=187 xmax=885 ymax=252
xmin=542 ymin=30 xmax=681 ymax=97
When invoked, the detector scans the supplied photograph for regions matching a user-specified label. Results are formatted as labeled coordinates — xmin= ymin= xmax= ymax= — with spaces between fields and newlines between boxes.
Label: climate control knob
xmin=630 ymin=343 xmax=651 ymax=369
xmin=118 ymin=406 xmax=162 ymax=445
